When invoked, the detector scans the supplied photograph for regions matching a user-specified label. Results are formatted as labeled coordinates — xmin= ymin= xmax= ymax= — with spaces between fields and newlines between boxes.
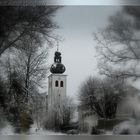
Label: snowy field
xmin=0 ymin=124 xmax=65 ymax=135
xmin=0 ymin=124 xmax=114 ymax=135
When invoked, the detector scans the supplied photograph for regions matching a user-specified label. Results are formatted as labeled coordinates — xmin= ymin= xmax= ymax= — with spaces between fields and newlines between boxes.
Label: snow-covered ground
xmin=0 ymin=123 xmax=114 ymax=135
xmin=0 ymin=124 xmax=113 ymax=135
xmin=29 ymin=128 xmax=65 ymax=135
xmin=0 ymin=124 xmax=14 ymax=135
xmin=0 ymin=124 xmax=65 ymax=135
xmin=105 ymin=131 xmax=112 ymax=135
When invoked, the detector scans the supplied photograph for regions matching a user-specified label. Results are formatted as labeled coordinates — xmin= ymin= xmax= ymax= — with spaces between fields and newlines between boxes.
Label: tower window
xmin=55 ymin=80 xmax=58 ymax=87
xmin=60 ymin=81 xmax=63 ymax=87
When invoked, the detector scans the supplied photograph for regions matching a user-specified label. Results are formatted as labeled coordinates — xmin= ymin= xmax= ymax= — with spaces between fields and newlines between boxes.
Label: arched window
xmin=60 ymin=81 xmax=63 ymax=87
xmin=55 ymin=80 xmax=58 ymax=87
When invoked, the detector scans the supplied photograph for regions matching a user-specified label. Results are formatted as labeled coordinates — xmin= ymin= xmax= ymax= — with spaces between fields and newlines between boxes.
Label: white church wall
xmin=47 ymin=74 xmax=67 ymax=128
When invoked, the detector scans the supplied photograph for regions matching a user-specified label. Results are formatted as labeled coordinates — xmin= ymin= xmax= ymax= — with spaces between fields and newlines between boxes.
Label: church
xmin=47 ymin=49 xmax=67 ymax=129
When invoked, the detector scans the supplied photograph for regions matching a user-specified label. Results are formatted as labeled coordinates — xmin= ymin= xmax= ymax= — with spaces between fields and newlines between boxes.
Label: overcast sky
xmin=47 ymin=6 xmax=122 ymax=100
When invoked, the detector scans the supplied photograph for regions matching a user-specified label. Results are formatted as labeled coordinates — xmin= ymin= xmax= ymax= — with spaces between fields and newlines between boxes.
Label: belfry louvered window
xmin=55 ymin=80 xmax=58 ymax=87
xmin=60 ymin=81 xmax=63 ymax=87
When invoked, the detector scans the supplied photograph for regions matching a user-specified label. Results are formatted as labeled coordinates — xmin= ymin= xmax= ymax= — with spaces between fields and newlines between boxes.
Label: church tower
xmin=47 ymin=50 xmax=67 ymax=128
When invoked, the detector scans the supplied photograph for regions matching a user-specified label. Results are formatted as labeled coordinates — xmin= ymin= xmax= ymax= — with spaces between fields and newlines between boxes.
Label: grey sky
xmin=48 ymin=6 xmax=122 ymax=99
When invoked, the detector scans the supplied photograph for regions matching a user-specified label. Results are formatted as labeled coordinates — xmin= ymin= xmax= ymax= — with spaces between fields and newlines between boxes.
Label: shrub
xmin=91 ymin=127 xmax=102 ymax=135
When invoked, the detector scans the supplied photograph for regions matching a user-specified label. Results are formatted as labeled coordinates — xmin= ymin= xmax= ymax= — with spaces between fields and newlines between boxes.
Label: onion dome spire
xmin=50 ymin=44 xmax=66 ymax=74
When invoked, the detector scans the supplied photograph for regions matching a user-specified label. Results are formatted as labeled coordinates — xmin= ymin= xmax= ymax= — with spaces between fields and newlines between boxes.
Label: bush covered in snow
xmin=113 ymin=119 xmax=140 ymax=134
xmin=91 ymin=127 xmax=104 ymax=135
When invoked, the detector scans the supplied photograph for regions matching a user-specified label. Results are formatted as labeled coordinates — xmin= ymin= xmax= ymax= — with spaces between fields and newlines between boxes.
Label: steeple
xmin=48 ymin=43 xmax=67 ymax=128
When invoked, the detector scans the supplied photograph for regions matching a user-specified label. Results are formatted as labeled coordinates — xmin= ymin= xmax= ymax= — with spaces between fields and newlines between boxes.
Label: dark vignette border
xmin=0 ymin=0 xmax=140 ymax=6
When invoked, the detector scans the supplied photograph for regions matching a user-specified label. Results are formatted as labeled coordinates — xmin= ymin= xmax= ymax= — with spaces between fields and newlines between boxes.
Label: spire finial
xmin=57 ymin=40 xmax=59 ymax=51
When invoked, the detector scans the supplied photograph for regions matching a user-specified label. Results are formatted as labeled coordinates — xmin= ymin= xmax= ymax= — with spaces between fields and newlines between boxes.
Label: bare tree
xmin=79 ymin=76 xmax=125 ymax=119
xmin=0 ymin=43 xmax=48 ymax=132
xmin=0 ymin=6 xmax=61 ymax=132
xmin=94 ymin=6 xmax=140 ymax=80
xmin=30 ymin=92 xmax=47 ymax=130
xmin=10 ymin=36 xmax=49 ymax=102
xmin=0 ymin=6 xmax=59 ymax=56
xmin=61 ymin=97 xmax=76 ymax=126
xmin=45 ymin=96 xmax=75 ymax=131
xmin=5 ymin=70 xmax=33 ymax=133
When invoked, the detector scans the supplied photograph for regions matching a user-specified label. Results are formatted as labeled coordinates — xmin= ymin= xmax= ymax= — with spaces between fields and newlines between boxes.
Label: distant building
xmin=47 ymin=50 xmax=67 ymax=129
xmin=116 ymin=85 xmax=140 ymax=120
